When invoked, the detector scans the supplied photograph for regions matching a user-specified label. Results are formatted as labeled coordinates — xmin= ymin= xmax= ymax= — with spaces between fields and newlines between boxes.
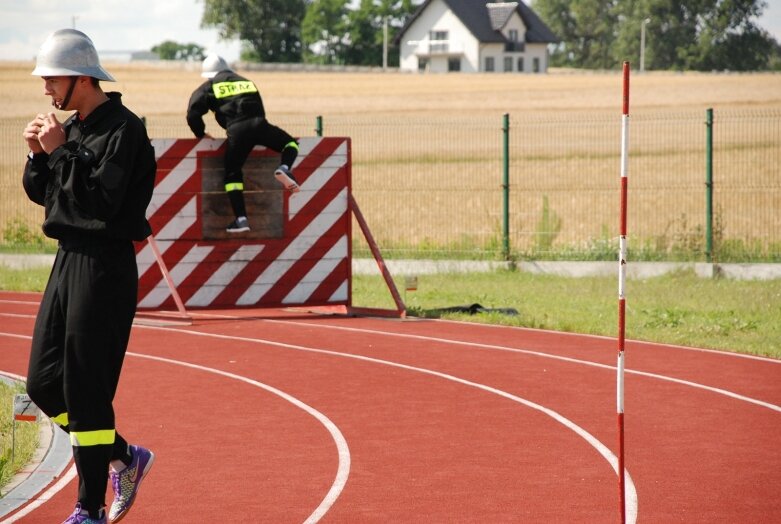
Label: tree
xmin=342 ymin=0 xmax=417 ymax=66
xmin=151 ymin=41 xmax=206 ymax=61
xmin=685 ymin=0 xmax=773 ymax=70
xmin=302 ymin=0 xmax=350 ymax=64
xmin=611 ymin=0 xmax=776 ymax=71
xmin=534 ymin=0 xmax=776 ymax=70
xmin=533 ymin=0 xmax=619 ymax=69
xmin=201 ymin=0 xmax=306 ymax=63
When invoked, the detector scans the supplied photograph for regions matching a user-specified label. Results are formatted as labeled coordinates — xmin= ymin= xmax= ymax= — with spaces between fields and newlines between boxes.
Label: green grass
xmin=0 ymin=381 xmax=39 ymax=494
xmin=354 ymin=269 xmax=781 ymax=359
xmin=0 ymin=265 xmax=50 ymax=292
xmin=2 ymin=264 xmax=779 ymax=359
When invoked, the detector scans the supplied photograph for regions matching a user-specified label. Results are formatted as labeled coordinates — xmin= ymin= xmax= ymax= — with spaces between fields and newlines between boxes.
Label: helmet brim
xmin=31 ymin=64 xmax=116 ymax=82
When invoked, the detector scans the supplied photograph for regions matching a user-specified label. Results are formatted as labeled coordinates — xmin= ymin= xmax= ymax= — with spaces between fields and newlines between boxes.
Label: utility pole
xmin=72 ymin=15 xmax=79 ymax=29
xmin=383 ymin=16 xmax=389 ymax=70
xmin=640 ymin=18 xmax=650 ymax=73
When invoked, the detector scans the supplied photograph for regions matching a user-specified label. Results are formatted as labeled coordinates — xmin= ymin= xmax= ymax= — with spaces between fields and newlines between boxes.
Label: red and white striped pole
xmin=617 ymin=60 xmax=630 ymax=524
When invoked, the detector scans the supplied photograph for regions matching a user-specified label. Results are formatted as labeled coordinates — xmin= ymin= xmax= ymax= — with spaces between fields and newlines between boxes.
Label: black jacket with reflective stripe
xmin=186 ymin=70 xmax=266 ymax=138
xmin=22 ymin=92 xmax=156 ymax=244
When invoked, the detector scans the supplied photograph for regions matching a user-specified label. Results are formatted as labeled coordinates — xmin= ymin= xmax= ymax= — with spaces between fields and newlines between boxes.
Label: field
xmin=1 ymin=62 xmax=780 ymax=256
xmin=3 ymin=62 xmax=781 ymax=118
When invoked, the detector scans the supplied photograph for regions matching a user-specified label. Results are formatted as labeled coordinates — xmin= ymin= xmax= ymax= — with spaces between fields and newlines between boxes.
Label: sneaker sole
xmin=274 ymin=171 xmax=300 ymax=193
xmin=226 ymin=226 xmax=251 ymax=233
xmin=110 ymin=452 xmax=155 ymax=523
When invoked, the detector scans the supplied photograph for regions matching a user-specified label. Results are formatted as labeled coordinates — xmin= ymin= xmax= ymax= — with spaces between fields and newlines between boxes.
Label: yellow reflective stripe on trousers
xmin=52 ymin=412 xmax=69 ymax=427
xmin=212 ymin=81 xmax=258 ymax=99
xmin=283 ymin=141 xmax=299 ymax=151
xmin=70 ymin=429 xmax=116 ymax=447
xmin=225 ymin=182 xmax=244 ymax=192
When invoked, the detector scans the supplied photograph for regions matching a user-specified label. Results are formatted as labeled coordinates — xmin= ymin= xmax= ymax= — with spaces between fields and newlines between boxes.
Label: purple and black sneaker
xmin=62 ymin=503 xmax=106 ymax=524
xmin=108 ymin=445 xmax=155 ymax=522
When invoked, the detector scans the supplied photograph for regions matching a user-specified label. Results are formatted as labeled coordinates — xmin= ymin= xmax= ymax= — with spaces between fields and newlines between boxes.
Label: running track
xmin=1 ymin=291 xmax=780 ymax=523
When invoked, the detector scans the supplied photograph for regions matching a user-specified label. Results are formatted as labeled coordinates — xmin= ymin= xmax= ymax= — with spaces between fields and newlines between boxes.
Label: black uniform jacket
xmin=22 ymin=92 xmax=156 ymax=244
xmin=186 ymin=70 xmax=266 ymax=138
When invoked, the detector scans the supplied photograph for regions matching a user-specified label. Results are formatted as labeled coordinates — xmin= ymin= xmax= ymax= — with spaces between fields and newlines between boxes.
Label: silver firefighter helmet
xmin=32 ymin=29 xmax=115 ymax=81
xmin=201 ymin=54 xmax=232 ymax=79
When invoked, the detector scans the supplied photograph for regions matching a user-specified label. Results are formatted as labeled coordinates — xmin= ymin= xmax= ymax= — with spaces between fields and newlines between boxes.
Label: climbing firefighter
xmin=186 ymin=54 xmax=300 ymax=233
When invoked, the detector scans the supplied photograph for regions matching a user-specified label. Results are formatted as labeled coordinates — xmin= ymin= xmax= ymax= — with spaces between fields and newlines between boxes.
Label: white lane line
xmin=0 ymin=331 xmax=35 ymax=340
xmin=0 ymin=312 xmax=36 ymax=319
xmin=1 ymin=465 xmax=78 ymax=523
xmin=2 ymin=295 xmax=779 ymax=363
xmin=422 ymin=317 xmax=781 ymax=364
xmin=260 ymin=319 xmax=781 ymax=413
xmin=0 ymin=370 xmax=26 ymax=381
xmin=125 ymin=352 xmax=350 ymax=524
xmin=0 ymin=332 xmax=350 ymax=524
xmin=0 ymin=300 xmax=40 ymax=306
xmin=4 ymin=315 xmax=780 ymax=413
xmin=134 ymin=325 xmax=639 ymax=523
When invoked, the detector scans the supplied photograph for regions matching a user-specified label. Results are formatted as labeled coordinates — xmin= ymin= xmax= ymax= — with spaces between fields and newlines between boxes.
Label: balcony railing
xmin=408 ymin=40 xmax=465 ymax=56
xmin=504 ymin=41 xmax=525 ymax=52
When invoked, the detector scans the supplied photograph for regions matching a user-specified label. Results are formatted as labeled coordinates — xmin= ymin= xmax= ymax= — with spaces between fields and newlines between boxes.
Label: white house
xmin=395 ymin=0 xmax=558 ymax=73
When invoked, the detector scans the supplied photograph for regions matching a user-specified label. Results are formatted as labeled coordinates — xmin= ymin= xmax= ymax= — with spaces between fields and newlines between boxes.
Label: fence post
xmin=502 ymin=113 xmax=510 ymax=260
xmin=705 ymin=108 xmax=713 ymax=262
xmin=316 ymin=115 xmax=323 ymax=137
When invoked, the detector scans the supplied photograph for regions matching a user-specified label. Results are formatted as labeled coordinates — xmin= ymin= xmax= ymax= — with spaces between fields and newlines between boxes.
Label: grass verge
xmin=2 ymin=264 xmax=779 ymax=359
xmin=354 ymin=269 xmax=781 ymax=359
xmin=0 ymin=265 xmax=50 ymax=292
xmin=0 ymin=380 xmax=39 ymax=495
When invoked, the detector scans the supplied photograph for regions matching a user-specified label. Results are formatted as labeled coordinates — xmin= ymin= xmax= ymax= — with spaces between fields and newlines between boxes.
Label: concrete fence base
xmin=2 ymin=254 xmax=780 ymax=281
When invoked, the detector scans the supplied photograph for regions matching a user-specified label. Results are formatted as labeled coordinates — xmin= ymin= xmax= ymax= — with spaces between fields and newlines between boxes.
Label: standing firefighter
xmin=22 ymin=29 xmax=155 ymax=524
xmin=186 ymin=54 xmax=300 ymax=233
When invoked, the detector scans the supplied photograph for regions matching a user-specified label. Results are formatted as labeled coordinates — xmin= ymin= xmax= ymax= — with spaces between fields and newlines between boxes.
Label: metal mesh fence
xmin=1 ymin=109 xmax=778 ymax=261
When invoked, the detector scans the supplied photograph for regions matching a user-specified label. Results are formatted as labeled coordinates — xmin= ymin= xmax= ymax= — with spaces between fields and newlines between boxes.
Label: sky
xmin=1 ymin=0 xmax=781 ymax=63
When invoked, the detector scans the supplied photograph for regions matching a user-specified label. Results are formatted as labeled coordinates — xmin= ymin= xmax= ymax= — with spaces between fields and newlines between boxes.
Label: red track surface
xmin=1 ymin=291 xmax=780 ymax=523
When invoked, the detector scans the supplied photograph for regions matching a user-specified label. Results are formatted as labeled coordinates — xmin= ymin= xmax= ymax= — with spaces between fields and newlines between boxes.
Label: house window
xmin=517 ymin=57 xmax=525 ymax=72
xmin=485 ymin=56 xmax=495 ymax=72
xmin=430 ymin=30 xmax=448 ymax=53
xmin=448 ymin=58 xmax=461 ymax=72
xmin=505 ymin=29 xmax=524 ymax=52
xmin=504 ymin=57 xmax=513 ymax=72
xmin=533 ymin=57 xmax=540 ymax=72
xmin=418 ymin=58 xmax=429 ymax=72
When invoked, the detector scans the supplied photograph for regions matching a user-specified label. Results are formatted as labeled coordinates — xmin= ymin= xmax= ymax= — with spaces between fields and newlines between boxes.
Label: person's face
xmin=41 ymin=75 xmax=78 ymax=110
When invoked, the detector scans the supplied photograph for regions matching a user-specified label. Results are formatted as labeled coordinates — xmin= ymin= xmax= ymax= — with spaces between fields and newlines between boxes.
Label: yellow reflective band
xmin=52 ymin=412 xmax=69 ymax=427
xmin=225 ymin=182 xmax=244 ymax=192
xmin=283 ymin=141 xmax=299 ymax=151
xmin=70 ymin=429 xmax=116 ymax=447
xmin=212 ymin=81 xmax=258 ymax=99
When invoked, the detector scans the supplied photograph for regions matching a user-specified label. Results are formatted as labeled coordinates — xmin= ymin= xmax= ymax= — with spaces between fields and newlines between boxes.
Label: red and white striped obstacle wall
xmin=135 ymin=137 xmax=352 ymax=311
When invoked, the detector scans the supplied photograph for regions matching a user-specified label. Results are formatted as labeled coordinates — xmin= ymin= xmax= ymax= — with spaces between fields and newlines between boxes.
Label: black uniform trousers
xmin=224 ymin=116 xmax=298 ymax=217
xmin=27 ymin=240 xmax=138 ymax=512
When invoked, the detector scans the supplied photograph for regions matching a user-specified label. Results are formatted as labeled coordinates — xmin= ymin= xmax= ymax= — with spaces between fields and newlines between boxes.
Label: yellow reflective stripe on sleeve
xmin=52 ymin=412 xmax=69 ymax=427
xmin=70 ymin=429 xmax=116 ymax=447
xmin=212 ymin=81 xmax=258 ymax=99
xmin=225 ymin=182 xmax=244 ymax=192
xmin=283 ymin=141 xmax=299 ymax=151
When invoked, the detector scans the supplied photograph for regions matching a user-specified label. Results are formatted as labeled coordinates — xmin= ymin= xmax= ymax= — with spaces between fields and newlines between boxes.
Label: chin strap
xmin=55 ymin=76 xmax=78 ymax=110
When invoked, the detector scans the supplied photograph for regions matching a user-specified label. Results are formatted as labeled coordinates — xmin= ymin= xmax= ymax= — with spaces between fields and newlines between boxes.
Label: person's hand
xmin=22 ymin=115 xmax=46 ymax=154
xmin=37 ymin=112 xmax=66 ymax=154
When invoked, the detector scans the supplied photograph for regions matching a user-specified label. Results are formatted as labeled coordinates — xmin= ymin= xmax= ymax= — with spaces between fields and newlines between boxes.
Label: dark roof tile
xmin=396 ymin=0 xmax=558 ymax=45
